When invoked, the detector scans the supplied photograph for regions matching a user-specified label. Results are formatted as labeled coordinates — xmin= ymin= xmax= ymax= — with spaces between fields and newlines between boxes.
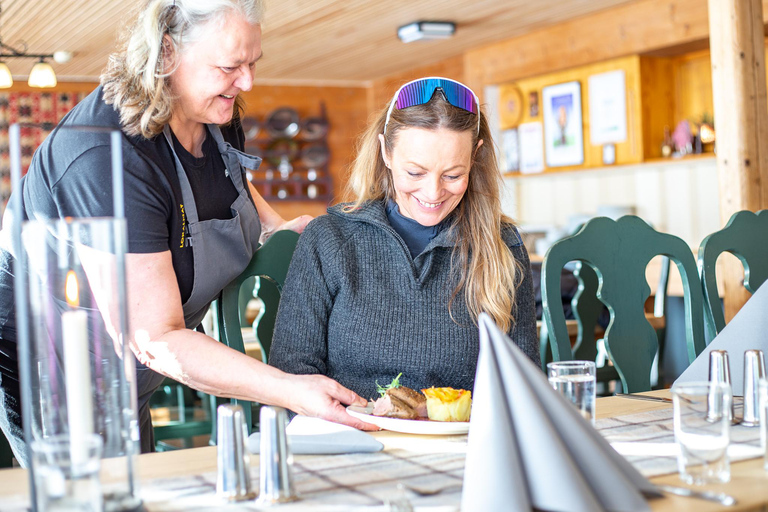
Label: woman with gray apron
xmin=0 ymin=0 xmax=374 ymax=467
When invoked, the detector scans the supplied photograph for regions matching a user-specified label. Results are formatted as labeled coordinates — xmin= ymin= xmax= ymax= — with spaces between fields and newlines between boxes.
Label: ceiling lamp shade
xmin=397 ymin=21 xmax=456 ymax=43
xmin=0 ymin=62 xmax=12 ymax=88
xmin=28 ymin=60 xmax=57 ymax=88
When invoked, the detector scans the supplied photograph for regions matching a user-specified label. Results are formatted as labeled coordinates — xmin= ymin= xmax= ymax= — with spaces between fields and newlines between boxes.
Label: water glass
xmin=547 ymin=361 xmax=597 ymax=425
xmin=31 ymin=434 xmax=103 ymax=512
xmin=671 ymin=381 xmax=731 ymax=485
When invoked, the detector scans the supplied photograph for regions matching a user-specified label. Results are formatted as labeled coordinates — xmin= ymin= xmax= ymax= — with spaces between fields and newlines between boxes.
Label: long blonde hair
xmin=345 ymin=92 xmax=522 ymax=332
xmin=101 ymin=0 xmax=264 ymax=138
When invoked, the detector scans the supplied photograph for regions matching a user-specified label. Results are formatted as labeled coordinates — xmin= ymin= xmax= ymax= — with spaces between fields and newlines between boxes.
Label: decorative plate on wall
xmin=499 ymin=84 xmax=524 ymax=129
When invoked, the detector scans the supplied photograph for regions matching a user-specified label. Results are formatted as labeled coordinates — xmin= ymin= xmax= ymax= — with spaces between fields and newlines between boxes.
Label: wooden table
xmin=2 ymin=390 xmax=767 ymax=511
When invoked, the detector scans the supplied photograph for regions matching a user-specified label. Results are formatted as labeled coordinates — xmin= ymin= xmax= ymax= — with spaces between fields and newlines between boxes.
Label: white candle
xmin=62 ymin=309 xmax=94 ymax=469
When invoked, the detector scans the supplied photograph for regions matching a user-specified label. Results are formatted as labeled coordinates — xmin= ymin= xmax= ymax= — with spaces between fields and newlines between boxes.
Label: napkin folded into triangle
xmin=461 ymin=314 xmax=660 ymax=512
xmin=247 ymin=416 xmax=383 ymax=455
xmin=675 ymin=281 xmax=768 ymax=395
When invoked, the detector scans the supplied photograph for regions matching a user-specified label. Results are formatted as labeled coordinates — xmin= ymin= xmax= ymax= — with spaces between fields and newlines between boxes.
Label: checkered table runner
xmin=0 ymin=447 xmax=465 ymax=511
xmin=596 ymin=399 xmax=762 ymax=477
xmin=137 ymin=447 xmax=465 ymax=511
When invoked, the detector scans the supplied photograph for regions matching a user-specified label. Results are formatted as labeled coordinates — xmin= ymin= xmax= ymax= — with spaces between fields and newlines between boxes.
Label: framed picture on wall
xmin=501 ymin=128 xmax=520 ymax=172
xmin=542 ymin=81 xmax=584 ymax=167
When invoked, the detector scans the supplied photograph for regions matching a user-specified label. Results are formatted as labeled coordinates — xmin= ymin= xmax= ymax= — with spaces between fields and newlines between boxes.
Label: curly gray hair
xmin=101 ymin=0 xmax=265 ymax=138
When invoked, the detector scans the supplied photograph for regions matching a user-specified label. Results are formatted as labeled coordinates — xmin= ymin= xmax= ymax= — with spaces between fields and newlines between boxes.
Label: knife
xmin=615 ymin=394 xmax=673 ymax=403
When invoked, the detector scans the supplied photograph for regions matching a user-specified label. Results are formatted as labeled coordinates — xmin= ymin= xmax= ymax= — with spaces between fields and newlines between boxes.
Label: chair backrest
xmin=0 ymin=430 xmax=13 ymax=467
xmin=542 ymin=216 xmax=706 ymax=393
xmin=215 ymin=229 xmax=300 ymax=431
xmin=698 ymin=210 xmax=768 ymax=342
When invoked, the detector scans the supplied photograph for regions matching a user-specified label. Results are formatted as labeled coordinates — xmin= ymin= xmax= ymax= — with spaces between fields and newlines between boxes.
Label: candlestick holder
xmin=10 ymin=124 xmax=142 ymax=511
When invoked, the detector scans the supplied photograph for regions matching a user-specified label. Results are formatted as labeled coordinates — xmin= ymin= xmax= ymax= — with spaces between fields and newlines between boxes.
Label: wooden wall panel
xmin=639 ymin=57 xmax=676 ymax=160
xmin=673 ymin=50 xmax=716 ymax=127
xmin=232 ymin=84 xmax=369 ymax=217
xmin=463 ymin=0 xmax=768 ymax=96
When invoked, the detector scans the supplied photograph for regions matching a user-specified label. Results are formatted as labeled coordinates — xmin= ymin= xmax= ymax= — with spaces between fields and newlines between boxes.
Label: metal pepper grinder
xmin=707 ymin=350 xmax=736 ymax=423
xmin=216 ymin=404 xmax=255 ymax=501
xmin=255 ymin=406 xmax=299 ymax=506
xmin=741 ymin=349 xmax=766 ymax=427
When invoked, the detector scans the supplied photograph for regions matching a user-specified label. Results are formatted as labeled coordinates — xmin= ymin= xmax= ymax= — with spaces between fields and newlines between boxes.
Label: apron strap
xmin=162 ymin=125 xmax=201 ymax=225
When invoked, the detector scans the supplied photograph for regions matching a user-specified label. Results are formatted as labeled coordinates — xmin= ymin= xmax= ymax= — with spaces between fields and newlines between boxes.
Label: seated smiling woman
xmin=269 ymin=77 xmax=540 ymax=400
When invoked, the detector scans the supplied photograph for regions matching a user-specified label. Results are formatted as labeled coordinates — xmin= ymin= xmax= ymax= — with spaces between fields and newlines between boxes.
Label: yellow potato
xmin=421 ymin=387 xmax=472 ymax=422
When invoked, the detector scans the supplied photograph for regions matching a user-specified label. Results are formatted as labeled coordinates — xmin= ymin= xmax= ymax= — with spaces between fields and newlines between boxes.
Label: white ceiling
xmin=1 ymin=0 xmax=638 ymax=85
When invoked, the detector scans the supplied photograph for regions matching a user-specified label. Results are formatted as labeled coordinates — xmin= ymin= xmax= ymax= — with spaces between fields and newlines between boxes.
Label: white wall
xmin=502 ymin=157 xmax=721 ymax=249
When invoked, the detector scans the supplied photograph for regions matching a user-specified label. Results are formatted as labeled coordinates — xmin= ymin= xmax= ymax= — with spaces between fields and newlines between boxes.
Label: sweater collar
xmin=327 ymin=200 xmax=524 ymax=248
xmin=328 ymin=200 xmax=458 ymax=249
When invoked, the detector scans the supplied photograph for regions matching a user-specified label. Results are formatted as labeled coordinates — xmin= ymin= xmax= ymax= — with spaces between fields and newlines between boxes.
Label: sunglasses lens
xmin=394 ymin=78 xmax=478 ymax=114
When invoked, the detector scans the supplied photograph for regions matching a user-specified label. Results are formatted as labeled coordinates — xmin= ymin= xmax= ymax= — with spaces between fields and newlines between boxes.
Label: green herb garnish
xmin=376 ymin=372 xmax=403 ymax=398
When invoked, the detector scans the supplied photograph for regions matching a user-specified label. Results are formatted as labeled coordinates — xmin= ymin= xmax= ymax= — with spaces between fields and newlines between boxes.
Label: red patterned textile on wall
xmin=0 ymin=91 xmax=89 ymax=212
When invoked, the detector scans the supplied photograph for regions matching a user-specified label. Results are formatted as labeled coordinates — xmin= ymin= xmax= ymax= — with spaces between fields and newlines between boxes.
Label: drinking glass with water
xmin=671 ymin=381 xmax=731 ymax=485
xmin=547 ymin=361 xmax=597 ymax=425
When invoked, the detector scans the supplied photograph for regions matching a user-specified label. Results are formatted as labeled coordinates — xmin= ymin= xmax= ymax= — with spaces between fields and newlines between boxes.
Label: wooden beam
xmin=708 ymin=0 xmax=768 ymax=321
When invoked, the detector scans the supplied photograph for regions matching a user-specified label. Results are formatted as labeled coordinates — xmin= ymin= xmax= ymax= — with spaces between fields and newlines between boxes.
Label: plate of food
xmin=346 ymin=374 xmax=471 ymax=435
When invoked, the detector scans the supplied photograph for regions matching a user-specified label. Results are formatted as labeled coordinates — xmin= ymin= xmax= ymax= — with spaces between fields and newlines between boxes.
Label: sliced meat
xmin=372 ymin=394 xmax=393 ymax=416
xmin=372 ymin=393 xmax=421 ymax=419
xmin=372 ymin=386 xmax=428 ymax=419
xmin=388 ymin=387 xmax=428 ymax=418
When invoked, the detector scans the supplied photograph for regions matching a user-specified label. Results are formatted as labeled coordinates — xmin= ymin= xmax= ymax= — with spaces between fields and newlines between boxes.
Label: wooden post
xmin=708 ymin=0 xmax=768 ymax=321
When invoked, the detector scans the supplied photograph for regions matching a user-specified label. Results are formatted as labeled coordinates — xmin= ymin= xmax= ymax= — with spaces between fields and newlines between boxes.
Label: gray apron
xmin=136 ymin=124 xmax=262 ymax=451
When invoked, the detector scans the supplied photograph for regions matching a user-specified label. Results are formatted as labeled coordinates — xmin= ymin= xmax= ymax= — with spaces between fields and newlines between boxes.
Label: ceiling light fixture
xmin=0 ymin=3 xmax=71 ymax=88
xmin=397 ymin=21 xmax=456 ymax=43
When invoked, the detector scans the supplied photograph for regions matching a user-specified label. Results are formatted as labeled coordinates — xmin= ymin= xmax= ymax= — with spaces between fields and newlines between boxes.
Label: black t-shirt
xmin=0 ymin=85 xmax=253 ymax=353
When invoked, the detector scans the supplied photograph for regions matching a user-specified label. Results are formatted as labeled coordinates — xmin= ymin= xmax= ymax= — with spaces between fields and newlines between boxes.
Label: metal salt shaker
xmin=707 ymin=350 xmax=736 ymax=423
xmin=741 ymin=349 xmax=766 ymax=427
xmin=216 ymin=404 xmax=255 ymax=501
xmin=256 ymin=406 xmax=299 ymax=506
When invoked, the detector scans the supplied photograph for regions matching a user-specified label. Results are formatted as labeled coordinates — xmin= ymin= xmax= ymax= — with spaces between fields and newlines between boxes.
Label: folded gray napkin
xmin=247 ymin=416 xmax=383 ymax=455
xmin=675 ymin=281 xmax=768 ymax=395
xmin=462 ymin=314 xmax=659 ymax=512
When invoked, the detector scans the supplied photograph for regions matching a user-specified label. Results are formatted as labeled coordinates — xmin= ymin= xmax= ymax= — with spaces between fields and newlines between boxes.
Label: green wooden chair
xmin=150 ymin=380 xmax=217 ymax=451
xmin=0 ymin=430 xmax=13 ymax=468
xmin=542 ymin=216 xmax=706 ymax=393
xmin=698 ymin=210 xmax=768 ymax=343
xmin=540 ymin=257 xmax=671 ymax=388
xmin=215 ymin=229 xmax=300 ymax=433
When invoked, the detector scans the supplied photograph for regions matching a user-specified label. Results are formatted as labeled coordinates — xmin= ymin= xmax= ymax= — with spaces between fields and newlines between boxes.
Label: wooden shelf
xmin=504 ymin=152 xmax=716 ymax=179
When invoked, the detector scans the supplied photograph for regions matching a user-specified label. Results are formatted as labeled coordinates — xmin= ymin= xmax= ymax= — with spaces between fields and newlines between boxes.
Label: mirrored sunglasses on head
xmin=383 ymin=76 xmax=481 ymax=135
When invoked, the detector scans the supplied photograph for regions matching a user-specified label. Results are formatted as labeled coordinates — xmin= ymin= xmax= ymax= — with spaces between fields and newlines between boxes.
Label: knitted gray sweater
xmin=269 ymin=201 xmax=540 ymax=400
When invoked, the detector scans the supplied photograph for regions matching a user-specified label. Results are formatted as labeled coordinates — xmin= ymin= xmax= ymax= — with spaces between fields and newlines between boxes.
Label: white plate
xmin=347 ymin=404 xmax=469 ymax=435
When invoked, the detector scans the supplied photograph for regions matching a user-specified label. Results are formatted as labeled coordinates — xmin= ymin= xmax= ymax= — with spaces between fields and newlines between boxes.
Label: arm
xmin=52 ymin=142 xmax=372 ymax=427
xmin=126 ymin=250 xmax=377 ymax=429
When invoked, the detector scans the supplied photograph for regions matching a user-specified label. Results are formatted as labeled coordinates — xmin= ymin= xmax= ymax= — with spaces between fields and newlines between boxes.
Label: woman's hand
xmin=277 ymin=215 xmax=313 ymax=234
xmin=247 ymin=180 xmax=313 ymax=242
xmin=260 ymin=215 xmax=313 ymax=244
xmin=284 ymin=374 xmax=380 ymax=431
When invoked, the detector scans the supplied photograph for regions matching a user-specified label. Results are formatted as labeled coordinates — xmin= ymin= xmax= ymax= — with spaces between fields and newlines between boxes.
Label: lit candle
xmin=62 ymin=270 xmax=94 ymax=469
